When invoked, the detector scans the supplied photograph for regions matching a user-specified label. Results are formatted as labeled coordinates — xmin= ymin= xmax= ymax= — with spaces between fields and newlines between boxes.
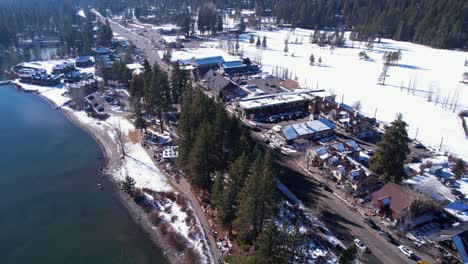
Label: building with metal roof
xmin=282 ymin=118 xmax=335 ymax=141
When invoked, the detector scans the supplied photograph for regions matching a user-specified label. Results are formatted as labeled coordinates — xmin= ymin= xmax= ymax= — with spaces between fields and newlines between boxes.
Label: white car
xmin=398 ymin=245 xmax=415 ymax=258
xmin=354 ymin=238 xmax=369 ymax=253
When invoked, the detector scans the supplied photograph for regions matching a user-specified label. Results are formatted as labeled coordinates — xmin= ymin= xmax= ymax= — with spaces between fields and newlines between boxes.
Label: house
xmin=279 ymin=79 xmax=300 ymax=91
xmin=371 ymin=183 xmax=411 ymax=221
xmin=52 ymin=62 xmax=75 ymax=74
xmin=282 ymin=118 xmax=335 ymax=142
xmin=19 ymin=69 xmax=61 ymax=86
xmin=204 ymin=70 xmax=238 ymax=99
xmin=75 ymin=56 xmax=93 ymax=68
xmin=310 ymin=97 xmax=376 ymax=139
xmin=238 ymin=89 xmax=322 ymax=121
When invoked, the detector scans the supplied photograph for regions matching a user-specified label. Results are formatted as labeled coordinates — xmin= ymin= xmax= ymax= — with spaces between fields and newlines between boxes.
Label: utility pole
xmin=414 ymin=128 xmax=419 ymax=141
xmin=374 ymin=108 xmax=378 ymax=119
xmin=439 ymin=137 xmax=444 ymax=151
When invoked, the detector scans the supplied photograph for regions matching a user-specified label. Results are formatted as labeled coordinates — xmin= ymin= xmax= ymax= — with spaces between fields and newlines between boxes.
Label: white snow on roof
xmin=162 ymin=35 xmax=185 ymax=43
xmin=444 ymin=200 xmax=468 ymax=222
xmin=126 ymin=63 xmax=144 ymax=71
xmin=238 ymin=89 xmax=318 ymax=110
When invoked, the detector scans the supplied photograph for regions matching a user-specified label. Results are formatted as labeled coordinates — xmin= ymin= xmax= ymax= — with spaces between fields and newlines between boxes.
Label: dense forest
xmin=0 ymin=0 xmax=466 ymax=50
xmin=98 ymin=0 xmax=467 ymax=49
xmin=274 ymin=0 xmax=467 ymax=49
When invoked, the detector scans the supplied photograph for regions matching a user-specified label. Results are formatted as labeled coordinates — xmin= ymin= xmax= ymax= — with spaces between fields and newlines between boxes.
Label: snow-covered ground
xmin=179 ymin=28 xmax=468 ymax=159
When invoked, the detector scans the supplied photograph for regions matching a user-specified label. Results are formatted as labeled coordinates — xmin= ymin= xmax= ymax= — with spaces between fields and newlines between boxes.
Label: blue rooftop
xmin=222 ymin=60 xmax=245 ymax=68
xmin=76 ymin=56 xmax=92 ymax=62
xmin=194 ymin=56 xmax=224 ymax=67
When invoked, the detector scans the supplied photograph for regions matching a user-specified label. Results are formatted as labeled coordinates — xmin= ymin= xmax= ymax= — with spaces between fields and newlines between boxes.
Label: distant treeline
xmin=273 ymin=0 xmax=467 ymax=49
xmin=1 ymin=0 xmax=466 ymax=50
xmin=108 ymin=0 xmax=468 ymax=49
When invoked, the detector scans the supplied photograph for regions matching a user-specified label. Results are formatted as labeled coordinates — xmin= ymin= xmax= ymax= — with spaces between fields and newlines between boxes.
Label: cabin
xmin=204 ymin=70 xmax=238 ymax=100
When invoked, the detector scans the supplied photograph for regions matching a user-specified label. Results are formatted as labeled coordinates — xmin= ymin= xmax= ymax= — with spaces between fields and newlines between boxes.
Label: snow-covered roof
xmin=239 ymin=89 xmax=320 ymax=110
xmin=282 ymin=118 xmax=335 ymax=140
xmin=126 ymin=63 xmax=144 ymax=71
xmin=445 ymin=200 xmax=468 ymax=222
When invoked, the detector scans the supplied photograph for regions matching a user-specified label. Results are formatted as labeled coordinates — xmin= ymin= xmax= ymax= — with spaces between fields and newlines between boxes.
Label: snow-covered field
xmin=177 ymin=28 xmax=468 ymax=159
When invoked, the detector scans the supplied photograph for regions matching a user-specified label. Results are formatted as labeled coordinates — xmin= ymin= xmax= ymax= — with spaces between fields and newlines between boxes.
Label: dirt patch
xmin=128 ymin=130 xmax=139 ymax=144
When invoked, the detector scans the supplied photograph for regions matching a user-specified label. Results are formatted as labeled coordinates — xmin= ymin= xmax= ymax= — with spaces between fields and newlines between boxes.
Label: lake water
xmin=0 ymin=85 xmax=168 ymax=264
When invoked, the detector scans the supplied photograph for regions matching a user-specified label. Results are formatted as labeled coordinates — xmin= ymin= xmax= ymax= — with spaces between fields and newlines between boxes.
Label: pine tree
xmin=255 ymin=222 xmax=286 ymax=263
xmin=262 ymin=36 xmax=267 ymax=48
xmin=234 ymin=154 xmax=263 ymax=243
xmin=309 ymin=54 xmax=315 ymax=65
xmin=370 ymin=114 xmax=410 ymax=183
xmin=189 ymin=122 xmax=213 ymax=190
xmin=318 ymin=56 xmax=322 ymax=65
xmin=249 ymin=34 xmax=255 ymax=44
xmin=212 ymin=172 xmax=224 ymax=210
xmin=256 ymin=37 xmax=261 ymax=47
xmin=452 ymin=159 xmax=465 ymax=179
xmin=283 ymin=42 xmax=288 ymax=53
xmin=177 ymin=94 xmax=193 ymax=171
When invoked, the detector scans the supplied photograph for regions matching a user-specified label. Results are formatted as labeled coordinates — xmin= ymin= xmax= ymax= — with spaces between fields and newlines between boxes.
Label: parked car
xmin=451 ymin=189 xmax=462 ymax=195
xmin=364 ymin=149 xmax=374 ymax=156
xmin=398 ymin=245 xmax=415 ymax=258
xmin=354 ymin=238 xmax=370 ymax=253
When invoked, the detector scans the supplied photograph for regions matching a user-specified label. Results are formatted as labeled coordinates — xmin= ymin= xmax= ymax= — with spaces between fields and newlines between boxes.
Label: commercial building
xmin=282 ymin=118 xmax=335 ymax=141
xmin=238 ymin=89 xmax=321 ymax=120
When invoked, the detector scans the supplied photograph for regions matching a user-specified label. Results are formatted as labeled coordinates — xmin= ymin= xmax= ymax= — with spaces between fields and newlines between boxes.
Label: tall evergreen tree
xmin=370 ymin=114 xmax=410 ymax=183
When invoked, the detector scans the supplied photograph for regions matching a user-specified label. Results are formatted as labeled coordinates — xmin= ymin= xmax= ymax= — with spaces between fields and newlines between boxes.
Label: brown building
xmin=371 ymin=183 xmax=411 ymax=220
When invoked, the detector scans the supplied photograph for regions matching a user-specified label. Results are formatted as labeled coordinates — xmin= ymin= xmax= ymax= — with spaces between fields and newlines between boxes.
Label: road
xmin=273 ymin=152 xmax=434 ymax=264
xmin=93 ymin=10 xmax=168 ymax=71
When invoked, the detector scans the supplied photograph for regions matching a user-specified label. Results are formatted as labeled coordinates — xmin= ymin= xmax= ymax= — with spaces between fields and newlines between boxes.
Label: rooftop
xmin=238 ymin=89 xmax=321 ymax=110
xmin=193 ymin=56 xmax=225 ymax=67
xmin=282 ymin=118 xmax=335 ymax=140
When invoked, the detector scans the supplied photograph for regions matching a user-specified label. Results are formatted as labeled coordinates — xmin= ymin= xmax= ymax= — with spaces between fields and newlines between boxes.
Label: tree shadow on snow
xmin=397 ymin=63 xmax=428 ymax=70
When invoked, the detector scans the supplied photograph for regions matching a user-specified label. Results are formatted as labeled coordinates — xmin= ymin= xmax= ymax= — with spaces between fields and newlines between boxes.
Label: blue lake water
xmin=0 ymin=85 xmax=167 ymax=264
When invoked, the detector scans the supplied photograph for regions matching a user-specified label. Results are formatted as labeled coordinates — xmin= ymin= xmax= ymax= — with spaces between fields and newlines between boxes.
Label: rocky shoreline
xmin=20 ymin=86 xmax=184 ymax=264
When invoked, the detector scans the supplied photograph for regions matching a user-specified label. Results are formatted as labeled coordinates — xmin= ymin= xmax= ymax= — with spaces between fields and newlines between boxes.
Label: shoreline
xmin=13 ymin=85 xmax=184 ymax=264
